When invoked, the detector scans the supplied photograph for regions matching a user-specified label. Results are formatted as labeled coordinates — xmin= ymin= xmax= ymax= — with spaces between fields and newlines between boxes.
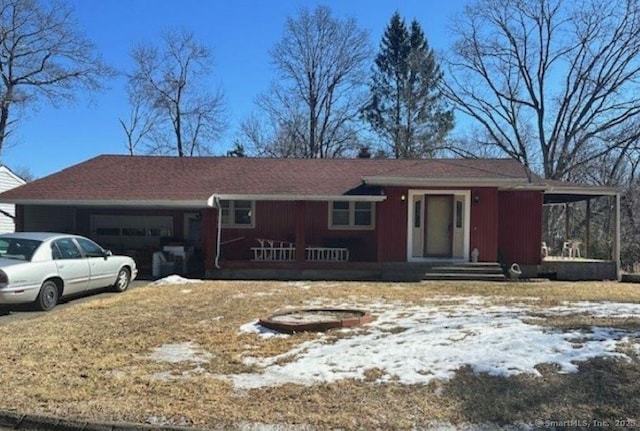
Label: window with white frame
xmin=329 ymin=201 xmax=374 ymax=229
xmin=220 ymin=200 xmax=254 ymax=228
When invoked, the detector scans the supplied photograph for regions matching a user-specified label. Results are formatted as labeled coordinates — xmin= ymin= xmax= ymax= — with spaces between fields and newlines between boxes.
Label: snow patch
xmin=150 ymin=275 xmax=203 ymax=286
xmin=229 ymin=297 xmax=640 ymax=389
xmin=148 ymin=342 xmax=213 ymax=364
xmin=240 ymin=320 xmax=290 ymax=339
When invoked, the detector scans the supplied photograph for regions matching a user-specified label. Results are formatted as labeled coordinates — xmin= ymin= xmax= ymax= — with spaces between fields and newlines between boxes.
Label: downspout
xmin=206 ymin=194 xmax=223 ymax=270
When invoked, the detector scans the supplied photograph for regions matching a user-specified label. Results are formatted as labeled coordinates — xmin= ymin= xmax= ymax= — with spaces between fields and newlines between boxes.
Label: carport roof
xmin=543 ymin=180 xmax=619 ymax=204
xmin=0 ymin=154 xmax=613 ymax=207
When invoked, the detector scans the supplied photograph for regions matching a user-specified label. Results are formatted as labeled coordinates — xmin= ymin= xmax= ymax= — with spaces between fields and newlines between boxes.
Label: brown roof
xmin=0 ymin=155 xmax=543 ymax=205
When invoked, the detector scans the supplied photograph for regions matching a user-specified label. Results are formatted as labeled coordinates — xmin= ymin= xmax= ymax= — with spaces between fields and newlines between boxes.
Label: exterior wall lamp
xmin=473 ymin=194 xmax=480 ymax=204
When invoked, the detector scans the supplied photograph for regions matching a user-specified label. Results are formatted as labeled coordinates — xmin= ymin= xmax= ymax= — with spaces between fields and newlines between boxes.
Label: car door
xmin=51 ymin=238 xmax=90 ymax=295
xmin=75 ymin=237 xmax=119 ymax=289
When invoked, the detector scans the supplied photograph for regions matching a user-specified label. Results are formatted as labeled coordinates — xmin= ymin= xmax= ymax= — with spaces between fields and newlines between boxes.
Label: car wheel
xmin=112 ymin=268 xmax=130 ymax=292
xmin=36 ymin=280 xmax=59 ymax=311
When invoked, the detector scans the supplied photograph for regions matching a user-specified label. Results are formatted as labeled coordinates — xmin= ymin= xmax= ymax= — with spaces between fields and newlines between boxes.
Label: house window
xmin=329 ymin=201 xmax=375 ymax=229
xmin=456 ymin=200 xmax=463 ymax=228
xmin=220 ymin=200 xmax=255 ymax=228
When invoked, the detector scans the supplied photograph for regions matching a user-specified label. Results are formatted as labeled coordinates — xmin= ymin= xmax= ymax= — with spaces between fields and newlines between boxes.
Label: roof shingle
xmin=0 ymin=155 xmax=539 ymax=204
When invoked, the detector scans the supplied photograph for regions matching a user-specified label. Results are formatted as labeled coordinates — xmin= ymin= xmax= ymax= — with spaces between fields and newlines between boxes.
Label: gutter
xmin=206 ymin=193 xmax=386 ymax=203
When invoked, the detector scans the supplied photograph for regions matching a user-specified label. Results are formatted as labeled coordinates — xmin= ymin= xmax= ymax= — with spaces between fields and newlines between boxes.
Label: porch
xmin=539 ymin=183 xmax=620 ymax=281
xmin=212 ymin=260 xmax=506 ymax=282
xmin=539 ymin=257 xmax=618 ymax=281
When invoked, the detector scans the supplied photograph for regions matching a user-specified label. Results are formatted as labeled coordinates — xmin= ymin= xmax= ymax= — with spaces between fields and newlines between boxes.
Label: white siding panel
xmin=0 ymin=166 xmax=26 ymax=233
xmin=0 ymin=203 xmax=15 ymax=233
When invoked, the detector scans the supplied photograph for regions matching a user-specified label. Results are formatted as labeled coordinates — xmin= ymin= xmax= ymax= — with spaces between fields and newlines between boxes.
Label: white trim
xmin=0 ymin=199 xmax=207 ymax=208
xmin=1 ymin=194 xmax=388 ymax=208
xmin=207 ymin=194 xmax=386 ymax=206
xmin=328 ymin=201 xmax=375 ymax=230
xmin=219 ymin=199 xmax=255 ymax=229
xmin=544 ymin=186 xmax=619 ymax=196
xmin=406 ymin=189 xmax=471 ymax=263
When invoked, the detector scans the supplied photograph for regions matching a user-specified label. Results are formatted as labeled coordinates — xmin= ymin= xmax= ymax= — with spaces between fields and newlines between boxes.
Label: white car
xmin=0 ymin=232 xmax=137 ymax=311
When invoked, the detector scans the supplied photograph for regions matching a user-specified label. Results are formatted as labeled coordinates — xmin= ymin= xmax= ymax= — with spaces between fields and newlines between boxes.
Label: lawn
xmin=1 ymin=279 xmax=639 ymax=430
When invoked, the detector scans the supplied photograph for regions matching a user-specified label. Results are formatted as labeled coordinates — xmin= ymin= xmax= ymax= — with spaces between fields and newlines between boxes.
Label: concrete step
xmin=381 ymin=262 xmax=507 ymax=282
xmin=422 ymin=272 xmax=506 ymax=282
xmin=427 ymin=265 xmax=504 ymax=274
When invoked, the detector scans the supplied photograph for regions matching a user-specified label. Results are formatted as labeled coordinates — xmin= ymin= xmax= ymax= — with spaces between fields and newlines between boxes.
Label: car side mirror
xmin=103 ymin=249 xmax=113 ymax=259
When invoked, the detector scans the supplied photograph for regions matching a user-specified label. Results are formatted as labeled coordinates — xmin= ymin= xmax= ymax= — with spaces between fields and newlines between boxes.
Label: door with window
xmin=75 ymin=237 xmax=119 ymax=290
xmin=424 ymin=196 xmax=453 ymax=257
xmin=411 ymin=194 xmax=455 ymax=258
xmin=51 ymin=238 xmax=90 ymax=294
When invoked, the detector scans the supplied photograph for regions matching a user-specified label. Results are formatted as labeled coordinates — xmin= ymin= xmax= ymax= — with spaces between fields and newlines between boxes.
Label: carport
xmin=542 ymin=183 xmax=620 ymax=280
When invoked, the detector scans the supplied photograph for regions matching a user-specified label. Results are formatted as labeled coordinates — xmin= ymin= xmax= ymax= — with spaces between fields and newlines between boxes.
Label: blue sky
xmin=2 ymin=0 xmax=467 ymax=178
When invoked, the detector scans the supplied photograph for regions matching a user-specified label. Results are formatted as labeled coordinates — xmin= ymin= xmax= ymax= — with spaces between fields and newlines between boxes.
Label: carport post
xmin=615 ymin=193 xmax=621 ymax=280
xmin=585 ymin=198 xmax=591 ymax=258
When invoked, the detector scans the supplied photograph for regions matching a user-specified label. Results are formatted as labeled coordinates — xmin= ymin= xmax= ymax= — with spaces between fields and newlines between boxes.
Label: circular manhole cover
xmin=258 ymin=308 xmax=373 ymax=334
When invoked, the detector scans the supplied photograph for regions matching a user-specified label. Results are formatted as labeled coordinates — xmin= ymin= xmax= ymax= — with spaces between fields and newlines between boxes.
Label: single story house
xmin=0 ymin=155 xmax=620 ymax=281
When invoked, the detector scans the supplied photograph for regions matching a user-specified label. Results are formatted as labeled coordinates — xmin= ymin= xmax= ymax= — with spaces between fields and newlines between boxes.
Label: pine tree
xmin=364 ymin=12 xmax=453 ymax=158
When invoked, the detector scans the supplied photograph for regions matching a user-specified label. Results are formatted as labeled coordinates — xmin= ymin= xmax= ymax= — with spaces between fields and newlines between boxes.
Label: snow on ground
xmin=148 ymin=342 xmax=213 ymax=363
xmin=231 ymin=296 xmax=640 ymax=389
xmin=150 ymin=275 xmax=203 ymax=286
xmin=240 ymin=320 xmax=290 ymax=339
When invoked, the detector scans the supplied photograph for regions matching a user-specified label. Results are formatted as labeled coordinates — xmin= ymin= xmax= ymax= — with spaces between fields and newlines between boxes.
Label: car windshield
xmin=0 ymin=238 xmax=42 ymax=261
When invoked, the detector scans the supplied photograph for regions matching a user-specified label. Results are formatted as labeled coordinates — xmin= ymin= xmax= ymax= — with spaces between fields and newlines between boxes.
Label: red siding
xmin=498 ymin=191 xmax=543 ymax=265
xmin=470 ymin=188 xmax=499 ymax=262
xmin=376 ymin=187 xmax=408 ymax=262
xmin=219 ymin=200 xmax=376 ymax=262
xmin=202 ymin=208 xmax=217 ymax=268
xmin=219 ymin=201 xmax=297 ymax=260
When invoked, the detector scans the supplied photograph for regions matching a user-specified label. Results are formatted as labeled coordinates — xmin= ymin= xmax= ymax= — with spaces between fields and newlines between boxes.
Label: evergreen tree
xmin=364 ymin=12 xmax=453 ymax=158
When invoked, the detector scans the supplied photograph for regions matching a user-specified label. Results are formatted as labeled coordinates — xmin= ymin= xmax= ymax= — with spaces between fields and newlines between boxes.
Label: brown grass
xmin=0 ymin=280 xmax=639 ymax=430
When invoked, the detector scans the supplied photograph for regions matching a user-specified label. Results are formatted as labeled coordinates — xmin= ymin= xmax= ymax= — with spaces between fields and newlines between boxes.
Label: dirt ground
xmin=0 ymin=279 xmax=638 ymax=430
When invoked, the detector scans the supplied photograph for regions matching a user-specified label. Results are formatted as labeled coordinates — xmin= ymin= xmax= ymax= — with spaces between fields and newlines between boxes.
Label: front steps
xmin=382 ymin=262 xmax=506 ymax=282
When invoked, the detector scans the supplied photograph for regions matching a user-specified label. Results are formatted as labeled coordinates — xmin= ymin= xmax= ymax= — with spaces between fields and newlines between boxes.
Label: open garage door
xmin=90 ymin=215 xmax=173 ymax=252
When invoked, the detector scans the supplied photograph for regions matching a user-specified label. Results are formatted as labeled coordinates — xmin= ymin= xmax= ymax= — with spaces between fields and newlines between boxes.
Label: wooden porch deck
xmin=538 ymin=257 xmax=617 ymax=281
xmin=209 ymin=261 xmax=507 ymax=282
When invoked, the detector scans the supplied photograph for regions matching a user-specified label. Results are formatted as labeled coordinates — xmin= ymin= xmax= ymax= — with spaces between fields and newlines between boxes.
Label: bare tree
xmin=245 ymin=6 xmax=371 ymax=158
xmin=443 ymin=0 xmax=640 ymax=180
xmin=0 ymin=0 xmax=112 ymax=156
xmin=119 ymin=87 xmax=157 ymax=156
xmin=11 ymin=165 xmax=35 ymax=182
xmin=127 ymin=29 xmax=226 ymax=157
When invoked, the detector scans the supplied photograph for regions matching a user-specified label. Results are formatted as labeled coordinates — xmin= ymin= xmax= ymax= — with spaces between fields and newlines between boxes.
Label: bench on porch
xmin=251 ymin=238 xmax=296 ymax=261
xmin=250 ymin=238 xmax=349 ymax=262
xmin=305 ymin=246 xmax=349 ymax=262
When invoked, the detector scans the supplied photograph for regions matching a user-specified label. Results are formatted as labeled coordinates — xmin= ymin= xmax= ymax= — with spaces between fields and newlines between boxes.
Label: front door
xmin=424 ymin=195 xmax=453 ymax=257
